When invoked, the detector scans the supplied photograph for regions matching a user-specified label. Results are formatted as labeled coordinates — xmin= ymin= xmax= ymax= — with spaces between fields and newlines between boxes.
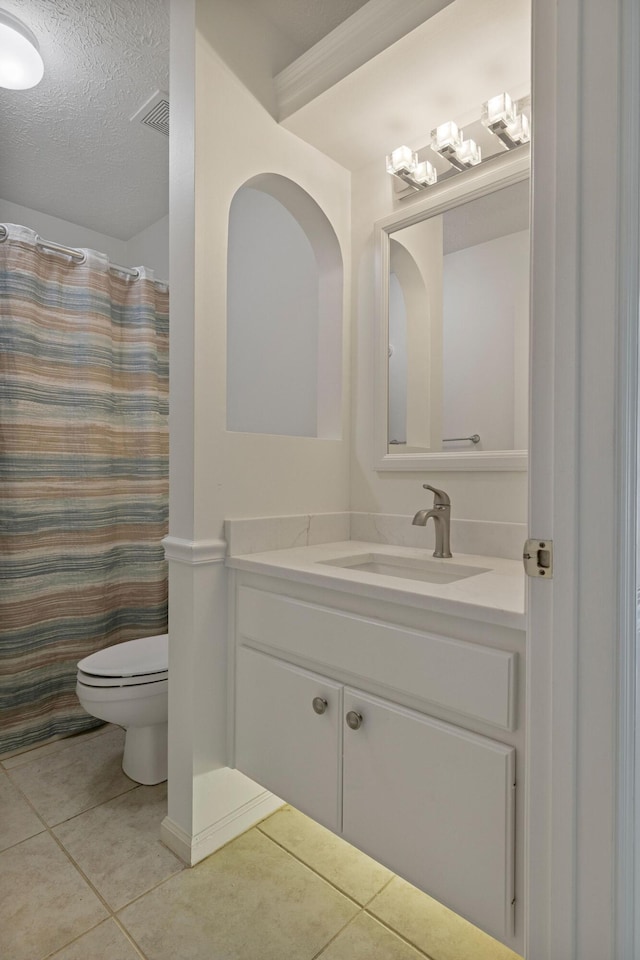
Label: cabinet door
xmin=342 ymin=688 xmax=516 ymax=944
xmin=235 ymin=646 xmax=342 ymax=831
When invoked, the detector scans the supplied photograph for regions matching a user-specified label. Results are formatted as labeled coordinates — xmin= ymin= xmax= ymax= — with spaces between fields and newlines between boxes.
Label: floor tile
xmin=8 ymin=726 xmax=136 ymax=825
xmin=1 ymin=723 xmax=110 ymax=768
xmin=317 ymin=912 xmax=428 ymax=959
xmin=0 ymin=769 xmax=44 ymax=852
xmin=0 ymin=832 xmax=108 ymax=960
xmin=118 ymin=827 xmax=359 ymax=960
xmin=49 ymin=919 xmax=144 ymax=959
xmin=54 ymin=783 xmax=183 ymax=909
xmin=367 ymin=876 xmax=522 ymax=960
xmin=259 ymin=805 xmax=393 ymax=904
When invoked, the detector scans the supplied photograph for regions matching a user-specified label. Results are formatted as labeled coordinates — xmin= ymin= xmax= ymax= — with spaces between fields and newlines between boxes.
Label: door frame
xmin=527 ymin=0 xmax=639 ymax=956
xmin=615 ymin=0 xmax=640 ymax=952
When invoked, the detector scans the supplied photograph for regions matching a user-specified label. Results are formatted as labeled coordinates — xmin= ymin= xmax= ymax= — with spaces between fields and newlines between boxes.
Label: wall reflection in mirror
xmin=387 ymin=179 xmax=529 ymax=454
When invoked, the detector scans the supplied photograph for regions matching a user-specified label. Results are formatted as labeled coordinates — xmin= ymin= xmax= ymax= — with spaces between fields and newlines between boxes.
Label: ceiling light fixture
xmin=386 ymin=91 xmax=530 ymax=196
xmin=0 ymin=9 xmax=44 ymax=90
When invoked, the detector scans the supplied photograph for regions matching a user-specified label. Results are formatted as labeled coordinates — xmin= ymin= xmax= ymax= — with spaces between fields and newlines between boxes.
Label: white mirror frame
xmin=374 ymin=147 xmax=530 ymax=471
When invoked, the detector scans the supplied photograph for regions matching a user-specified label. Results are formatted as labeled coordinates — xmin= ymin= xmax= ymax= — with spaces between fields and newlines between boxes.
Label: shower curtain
xmin=0 ymin=224 xmax=169 ymax=755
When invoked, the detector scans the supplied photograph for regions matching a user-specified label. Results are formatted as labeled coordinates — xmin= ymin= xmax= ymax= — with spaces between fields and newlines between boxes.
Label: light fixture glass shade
xmin=506 ymin=113 xmax=530 ymax=144
xmin=431 ymin=121 xmax=462 ymax=153
xmin=386 ymin=145 xmax=417 ymax=175
xmin=413 ymin=160 xmax=437 ymax=186
xmin=0 ymin=10 xmax=44 ymax=90
xmin=456 ymin=139 xmax=482 ymax=166
xmin=481 ymin=92 xmax=515 ymax=129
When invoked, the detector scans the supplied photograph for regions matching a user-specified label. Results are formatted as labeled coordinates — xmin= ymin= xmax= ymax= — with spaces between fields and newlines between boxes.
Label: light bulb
xmin=481 ymin=92 xmax=515 ymax=129
xmin=0 ymin=10 xmax=44 ymax=90
xmin=431 ymin=121 xmax=462 ymax=153
xmin=456 ymin=139 xmax=482 ymax=167
xmin=506 ymin=113 xmax=530 ymax=144
xmin=413 ymin=160 xmax=438 ymax=186
xmin=386 ymin=145 xmax=417 ymax=175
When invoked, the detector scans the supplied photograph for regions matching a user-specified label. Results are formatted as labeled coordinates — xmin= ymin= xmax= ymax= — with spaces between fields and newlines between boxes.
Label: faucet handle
xmin=423 ymin=484 xmax=451 ymax=506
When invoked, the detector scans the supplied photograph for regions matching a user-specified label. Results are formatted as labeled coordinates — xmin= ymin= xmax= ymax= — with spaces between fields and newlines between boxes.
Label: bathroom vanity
xmin=226 ymin=540 xmax=525 ymax=953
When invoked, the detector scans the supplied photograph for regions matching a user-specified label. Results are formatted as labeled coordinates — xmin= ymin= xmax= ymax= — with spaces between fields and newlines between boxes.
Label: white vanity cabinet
xmin=235 ymin=646 xmax=342 ymax=832
xmin=341 ymin=688 xmax=515 ymax=940
xmin=231 ymin=577 xmax=523 ymax=950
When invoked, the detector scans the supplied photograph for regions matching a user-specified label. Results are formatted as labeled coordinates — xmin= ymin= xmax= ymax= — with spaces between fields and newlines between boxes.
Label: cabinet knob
xmin=312 ymin=697 xmax=328 ymax=715
xmin=346 ymin=710 xmax=363 ymax=730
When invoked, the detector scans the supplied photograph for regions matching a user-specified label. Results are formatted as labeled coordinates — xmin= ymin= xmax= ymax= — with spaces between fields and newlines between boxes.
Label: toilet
xmin=76 ymin=633 xmax=168 ymax=785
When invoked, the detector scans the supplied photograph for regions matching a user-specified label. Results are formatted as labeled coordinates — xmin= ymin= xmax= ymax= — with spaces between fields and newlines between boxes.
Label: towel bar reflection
xmin=442 ymin=434 xmax=481 ymax=444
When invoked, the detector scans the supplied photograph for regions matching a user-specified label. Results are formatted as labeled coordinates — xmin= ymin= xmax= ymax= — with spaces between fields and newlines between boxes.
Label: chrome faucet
xmin=412 ymin=484 xmax=452 ymax=558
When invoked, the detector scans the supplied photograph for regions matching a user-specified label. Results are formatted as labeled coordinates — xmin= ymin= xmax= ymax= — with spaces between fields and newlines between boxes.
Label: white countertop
xmin=226 ymin=541 xmax=526 ymax=630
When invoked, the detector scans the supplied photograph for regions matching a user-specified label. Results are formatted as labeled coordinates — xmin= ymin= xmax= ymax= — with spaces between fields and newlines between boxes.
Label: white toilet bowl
xmin=76 ymin=634 xmax=168 ymax=785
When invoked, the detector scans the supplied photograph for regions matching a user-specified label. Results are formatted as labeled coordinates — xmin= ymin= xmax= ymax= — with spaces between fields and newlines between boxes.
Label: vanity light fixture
xmin=481 ymin=92 xmax=530 ymax=148
xmin=386 ymin=90 xmax=529 ymax=196
xmin=385 ymin=145 xmax=437 ymax=191
xmin=0 ymin=9 xmax=44 ymax=89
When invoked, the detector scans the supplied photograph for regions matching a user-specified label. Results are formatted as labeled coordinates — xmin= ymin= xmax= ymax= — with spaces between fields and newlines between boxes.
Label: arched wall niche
xmin=226 ymin=172 xmax=343 ymax=440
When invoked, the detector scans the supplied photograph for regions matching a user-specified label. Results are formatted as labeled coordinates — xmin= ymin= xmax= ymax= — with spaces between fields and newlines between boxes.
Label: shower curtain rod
xmin=0 ymin=224 xmax=141 ymax=279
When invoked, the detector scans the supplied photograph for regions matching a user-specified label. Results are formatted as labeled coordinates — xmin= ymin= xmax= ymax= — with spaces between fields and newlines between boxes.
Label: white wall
xmin=0 ymin=197 xmax=169 ymax=279
xmin=351 ymin=155 xmax=528 ymax=523
xmin=391 ymin=217 xmax=444 ymax=451
xmin=163 ymin=0 xmax=352 ymax=852
xmin=127 ymin=214 xmax=170 ymax=281
xmin=200 ymin=0 xmax=300 ymax=117
xmin=442 ymin=229 xmax=529 ymax=451
xmin=0 ymin=197 xmax=128 ymax=264
xmin=0 ymin=199 xmax=169 ymax=281
xmin=388 ymin=272 xmax=408 ymax=443
xmin=189 ymin=6 xmax=351 ymax=530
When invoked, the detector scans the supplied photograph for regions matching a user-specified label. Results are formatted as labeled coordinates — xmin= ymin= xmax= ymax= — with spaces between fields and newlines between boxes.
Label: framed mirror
xmin=375 ymin=149 xmax=530 ymax=471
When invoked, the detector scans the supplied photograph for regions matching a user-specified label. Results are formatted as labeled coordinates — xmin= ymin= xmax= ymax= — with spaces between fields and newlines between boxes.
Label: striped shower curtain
xmin=0 ymin=224 xmax=169 ymax=755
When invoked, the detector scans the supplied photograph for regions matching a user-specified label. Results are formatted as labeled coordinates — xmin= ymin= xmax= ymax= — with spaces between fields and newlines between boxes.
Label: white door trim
xmin=528 ymin=0 xmax=635 ymax=956
xmin=615 ymin=0 xmax=640 ymax=954
xmin=526 ymin=0 xmax=581 ymax=955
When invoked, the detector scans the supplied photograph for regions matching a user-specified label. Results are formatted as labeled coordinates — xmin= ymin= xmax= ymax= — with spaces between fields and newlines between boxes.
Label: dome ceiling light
xmin=0 ymin=9 xmax=44 ymax=90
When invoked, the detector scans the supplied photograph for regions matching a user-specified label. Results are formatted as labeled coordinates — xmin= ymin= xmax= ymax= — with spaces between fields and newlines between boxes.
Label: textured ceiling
xmin=0 ymin=0 xmax=169 ymax=240
xmin=0 ymin=0 xmax=366 ymax=240
xmin=0 ymin=0 xmax=522 ymax=239
xmin=255 ymin=0 xmax=370 ymax=59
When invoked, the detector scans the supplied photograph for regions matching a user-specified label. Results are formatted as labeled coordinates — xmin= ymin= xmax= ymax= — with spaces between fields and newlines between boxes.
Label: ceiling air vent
xmin=131 ymin=90 xmax=169 ymax=137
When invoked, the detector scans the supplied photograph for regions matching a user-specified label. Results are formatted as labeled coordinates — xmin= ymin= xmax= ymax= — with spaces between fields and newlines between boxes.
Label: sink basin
xmin=318 ymin=553 xmax=490 ymax=584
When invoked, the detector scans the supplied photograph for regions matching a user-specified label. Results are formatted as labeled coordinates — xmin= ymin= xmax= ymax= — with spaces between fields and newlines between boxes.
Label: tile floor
xmin=0 ymin=724 xmax=523 ymax=960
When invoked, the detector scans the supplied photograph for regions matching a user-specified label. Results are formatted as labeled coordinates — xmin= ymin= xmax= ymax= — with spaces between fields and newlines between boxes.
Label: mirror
xmin=375 ymin=151 xmax=530 ymax=471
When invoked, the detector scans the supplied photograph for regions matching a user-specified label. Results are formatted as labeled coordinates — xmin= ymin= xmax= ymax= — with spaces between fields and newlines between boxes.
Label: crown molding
xmin=275 ymin=0 xmax=455 ymax=121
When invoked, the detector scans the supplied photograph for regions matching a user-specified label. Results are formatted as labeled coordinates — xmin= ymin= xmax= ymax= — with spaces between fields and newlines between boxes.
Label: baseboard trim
xmin=161 ymin=790 xmax=283 ymax=866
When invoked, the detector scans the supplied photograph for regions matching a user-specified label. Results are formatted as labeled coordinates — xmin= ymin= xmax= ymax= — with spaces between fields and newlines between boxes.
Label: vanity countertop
xmin=226 ymin=541 xmax=525 ymax=630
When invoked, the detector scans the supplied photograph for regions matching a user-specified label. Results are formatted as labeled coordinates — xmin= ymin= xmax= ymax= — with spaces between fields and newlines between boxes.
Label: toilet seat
xmin=77 ymin=669 xmax=167 ymax=688
xmin=77 ymin=634 xmax=168 ymax=688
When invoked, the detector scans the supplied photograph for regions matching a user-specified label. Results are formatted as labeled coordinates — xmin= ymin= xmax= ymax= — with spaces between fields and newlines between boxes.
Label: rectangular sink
xmin=318 ymin=553 xmax=490 ymax=584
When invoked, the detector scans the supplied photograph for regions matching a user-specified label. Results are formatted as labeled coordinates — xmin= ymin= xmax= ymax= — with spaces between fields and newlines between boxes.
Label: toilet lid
xmin=77 ymin=633 xmax=168 ymax=679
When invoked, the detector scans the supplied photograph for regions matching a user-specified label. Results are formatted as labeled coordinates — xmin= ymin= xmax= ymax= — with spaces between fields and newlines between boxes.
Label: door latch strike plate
xmin=523 ymin=538 xmax=553 ymax=578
